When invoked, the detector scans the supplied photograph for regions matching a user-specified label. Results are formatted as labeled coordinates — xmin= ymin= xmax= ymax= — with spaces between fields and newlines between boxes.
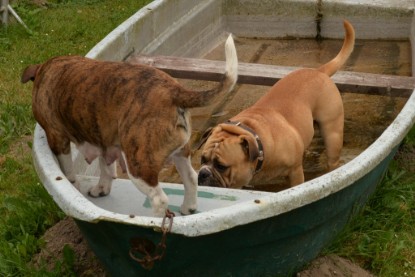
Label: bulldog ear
xmin=195 ymin=127 xmax=213 ymax=150
xmin=240 ymin=135 xmax=259 ymax=162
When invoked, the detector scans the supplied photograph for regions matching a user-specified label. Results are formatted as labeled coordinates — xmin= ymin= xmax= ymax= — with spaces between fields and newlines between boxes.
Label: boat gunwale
xmin=33 ymin=0 xmax=415 ymax=237
xmin=32 ymin=90 xmax=415 ymax=236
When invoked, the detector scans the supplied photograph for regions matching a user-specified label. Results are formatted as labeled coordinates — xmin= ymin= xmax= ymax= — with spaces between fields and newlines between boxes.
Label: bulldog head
xmin=198 ymin=123 xmax=262 ymax=189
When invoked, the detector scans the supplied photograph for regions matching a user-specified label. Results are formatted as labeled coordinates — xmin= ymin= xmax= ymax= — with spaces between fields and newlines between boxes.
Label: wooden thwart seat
xmin=129 ymin=55 xmax=415 ymax=97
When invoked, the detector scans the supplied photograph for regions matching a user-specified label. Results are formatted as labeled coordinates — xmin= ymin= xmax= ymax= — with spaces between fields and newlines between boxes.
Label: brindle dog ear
xmin=240 ymin=135 xmax=259 ymax=162
xmin=196 ymin=127 xmax=213 ymax=150
xmin=21 ymin=64 xmax=40 ymax=83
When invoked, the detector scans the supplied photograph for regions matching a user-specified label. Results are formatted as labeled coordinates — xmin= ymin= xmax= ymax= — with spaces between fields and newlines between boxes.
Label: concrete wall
xmin=87 ymin=0 xmax=414 ymax=62
xmin=224 ymin=0 xmax=414 ymax=39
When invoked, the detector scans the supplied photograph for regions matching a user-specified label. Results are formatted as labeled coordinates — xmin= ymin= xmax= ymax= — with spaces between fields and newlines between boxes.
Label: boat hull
xmin=75 ymin=148 xmax=397 ymax=276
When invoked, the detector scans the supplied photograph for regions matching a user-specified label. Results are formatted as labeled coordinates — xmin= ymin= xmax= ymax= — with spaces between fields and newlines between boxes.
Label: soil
xmin=297 ymin=256 xmax=375 ymax=277
xmin=33 ymin=217 xmax=107 ymax=277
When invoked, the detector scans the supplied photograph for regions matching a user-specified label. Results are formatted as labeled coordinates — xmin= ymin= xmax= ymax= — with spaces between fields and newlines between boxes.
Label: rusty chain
xmin=129 ymin=209 xmax=175 ymax=270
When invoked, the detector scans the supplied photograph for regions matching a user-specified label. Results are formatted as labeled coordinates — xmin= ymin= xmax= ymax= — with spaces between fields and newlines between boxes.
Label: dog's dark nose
xmin=198 ymin=168 xmax=212 ymax=185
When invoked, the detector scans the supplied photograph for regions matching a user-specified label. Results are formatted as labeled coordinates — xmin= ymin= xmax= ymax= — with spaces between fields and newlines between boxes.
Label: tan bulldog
xmin=198 ymin=21 xmax=355 ymax=189
xmin=22 ymin=35 xmax=238 ymax=217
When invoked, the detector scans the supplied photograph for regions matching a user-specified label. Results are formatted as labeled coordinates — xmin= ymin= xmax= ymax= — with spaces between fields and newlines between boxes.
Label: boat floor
xmin=79 ymin=176 xmax=272 ymax=217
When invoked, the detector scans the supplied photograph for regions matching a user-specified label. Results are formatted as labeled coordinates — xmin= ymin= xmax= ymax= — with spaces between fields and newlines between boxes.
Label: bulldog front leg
xmin=288 ymin=165 xmax=305 ymax=187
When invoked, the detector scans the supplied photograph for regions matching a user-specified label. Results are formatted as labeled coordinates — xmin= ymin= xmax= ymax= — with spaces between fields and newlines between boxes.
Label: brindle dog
xmin=22 ymin=35 xmax=238 ymax=217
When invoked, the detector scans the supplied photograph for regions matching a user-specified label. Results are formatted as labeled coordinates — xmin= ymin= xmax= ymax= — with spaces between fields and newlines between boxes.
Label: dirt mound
xmin=297 ymin=255 xmax=375 ymax=277
xmin=33 ymin=217 xmax=374 ymax=276
xmin=33 ymin=217 xmax=107 ymax=276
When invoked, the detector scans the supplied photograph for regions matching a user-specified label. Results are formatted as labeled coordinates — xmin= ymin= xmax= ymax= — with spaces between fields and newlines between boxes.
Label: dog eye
xmin=201 ymin=156 xmax=208 ymax=164
xmin=214 ymin=160 xmax=229 ymax=172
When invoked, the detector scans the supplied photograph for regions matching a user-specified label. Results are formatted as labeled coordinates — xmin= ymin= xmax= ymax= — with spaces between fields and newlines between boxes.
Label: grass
xmin=324 ymin=156 xmax=415 ymax=276
xmin=0 ymin=0 xmax=151 ymax=276
xmin=323 ymin=127 xmax=415 ymax=276
xmin=0 ymin=103 xmax=32 ymax=154
xmin=0 ymin=0 xmax=414 ymax=276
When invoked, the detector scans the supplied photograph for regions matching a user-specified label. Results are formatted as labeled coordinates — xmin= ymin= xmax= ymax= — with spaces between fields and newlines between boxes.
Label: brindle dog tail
xmin=172 ymin=34 xmax=238 ymax=108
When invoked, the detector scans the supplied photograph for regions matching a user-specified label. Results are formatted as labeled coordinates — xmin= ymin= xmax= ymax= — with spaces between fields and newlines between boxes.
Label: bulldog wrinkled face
xmin=198 ymin=127 xmax=259 ymax=189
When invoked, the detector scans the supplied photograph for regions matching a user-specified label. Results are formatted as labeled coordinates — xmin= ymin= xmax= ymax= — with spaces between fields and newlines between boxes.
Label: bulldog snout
xmin=198 ymin=168 xmax=212 ymax=185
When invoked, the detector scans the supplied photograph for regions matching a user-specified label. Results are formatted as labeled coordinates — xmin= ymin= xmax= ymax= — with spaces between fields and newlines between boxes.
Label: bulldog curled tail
xmin=198 ymin=20 xmax=355 ymax=189
xmin=22 ymin=35 xmax=238 ymax=217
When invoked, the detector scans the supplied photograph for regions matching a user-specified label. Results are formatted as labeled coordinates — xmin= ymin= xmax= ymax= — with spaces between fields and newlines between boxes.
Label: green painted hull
xmin=75 ymin=148 xmax=396 ymax=276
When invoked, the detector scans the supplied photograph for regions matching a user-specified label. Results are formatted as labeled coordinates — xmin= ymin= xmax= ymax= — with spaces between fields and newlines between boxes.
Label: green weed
xmin=404 ymin=126 xmax=415 ymax=145
xmin=0 ymin=177 xmax=64 ymax=276
xmin=325 ymin=163 xmax=415 ymax=276
xmin=0 ymin=103 xmax=33 ymax=153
